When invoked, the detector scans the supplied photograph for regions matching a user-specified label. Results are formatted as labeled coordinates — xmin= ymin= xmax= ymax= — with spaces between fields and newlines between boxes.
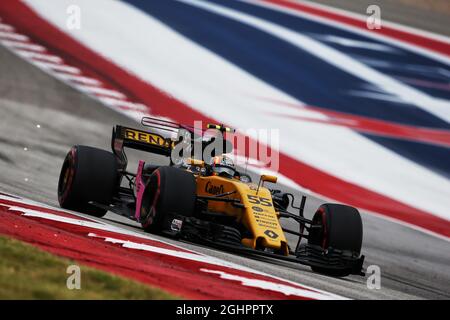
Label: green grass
xmin=0 ymin=235 xmax=180 ymax=299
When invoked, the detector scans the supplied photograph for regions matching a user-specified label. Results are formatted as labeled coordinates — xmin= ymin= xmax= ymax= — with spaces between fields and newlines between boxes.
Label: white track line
xmin=76 ymin=85 xmax=126 ymax=99
xmin=54 ymin=73 xmax=102 ymax=86
xmin=16 ymin=50 xmax=63 ymax=63
xmin=32 ymin=61 xmax=81 ymax=74
xmin=98 ymin=97 xmax=149 ymax=112
xmin=0 ymin=31 xmax=29 ymax=41
xmin=0 ymin=40 xmax=45 ymax=52
xmin=0 ymin=23 xmax=14 ymax=31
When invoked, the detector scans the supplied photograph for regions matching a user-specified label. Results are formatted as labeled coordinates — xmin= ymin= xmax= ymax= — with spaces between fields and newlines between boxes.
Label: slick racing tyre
xmin=308 ymin=203 xmax=363 ymax=277
xmin=58 ymin=145 xmax=118 ymax=217
xmin=140 ymin=166 xmax=196 ymax=233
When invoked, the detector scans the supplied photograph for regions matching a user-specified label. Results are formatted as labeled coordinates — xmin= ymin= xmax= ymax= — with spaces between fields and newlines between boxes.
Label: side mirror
xmin=257 ymin=174 xmax=278 ymax=194
xmin=261 ymin=175 xmax=277 ymax=184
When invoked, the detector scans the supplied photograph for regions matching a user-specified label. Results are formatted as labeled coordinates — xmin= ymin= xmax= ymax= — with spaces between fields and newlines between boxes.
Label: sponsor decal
xmin=205 ymin=181 xmax=224 ymax=195
xmin=252 ymin=206 xmax=263 ymax=212
xmin=171 ymin=218 xmax=183 ymax=232
xmin=247 ymin=195 xmax=273 ymax=207
xmin=257 ymin=219 xmax=278 ymax=230
xmin=124 ymin=128 xmax=171 ymax=148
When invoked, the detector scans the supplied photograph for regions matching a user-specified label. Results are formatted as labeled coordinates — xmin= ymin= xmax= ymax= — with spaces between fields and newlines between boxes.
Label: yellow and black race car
xmin=57 ymin=117 xmax=364 ymax=277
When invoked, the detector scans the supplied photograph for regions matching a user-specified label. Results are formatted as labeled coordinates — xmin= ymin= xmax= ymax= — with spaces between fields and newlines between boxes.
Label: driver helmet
xmin=210 ymin=154 xmax=236 ymax=178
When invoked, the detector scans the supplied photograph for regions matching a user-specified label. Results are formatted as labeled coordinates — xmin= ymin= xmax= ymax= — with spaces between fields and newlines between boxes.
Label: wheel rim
xmin=140 ymin=171 xmax=160 ymax=227
xmin=58 ymin=150 xmax=75 ymax=203
xmin=309 ymin=207 xmax=328 ymax=249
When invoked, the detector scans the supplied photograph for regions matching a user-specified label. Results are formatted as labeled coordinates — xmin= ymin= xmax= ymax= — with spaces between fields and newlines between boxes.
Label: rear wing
xmin=111 ymin=125 xmax=172 ymax=171
xmin=113 ymin=125 xmax=173 ymax=156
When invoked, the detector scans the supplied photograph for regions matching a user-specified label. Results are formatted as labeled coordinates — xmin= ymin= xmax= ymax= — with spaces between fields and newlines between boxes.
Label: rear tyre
xmin=308 ymin=203 xmax=363 ymax=277
xmin=58 ymin=145 xmax=118 ymax=217
xmin=140 ymin=166 xmax=196 ymax=233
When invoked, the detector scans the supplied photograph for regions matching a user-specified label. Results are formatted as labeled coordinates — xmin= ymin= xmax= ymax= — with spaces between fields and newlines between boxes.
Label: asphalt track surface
xmin=1 ymin=45 xmax=449 ymax=300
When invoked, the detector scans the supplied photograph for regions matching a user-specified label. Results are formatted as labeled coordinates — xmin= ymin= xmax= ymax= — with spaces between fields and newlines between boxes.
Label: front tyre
xmin=58 ymin=145 xmax=118 ymax=217
xmin=308 ymin=203 xmax=363 ymax=277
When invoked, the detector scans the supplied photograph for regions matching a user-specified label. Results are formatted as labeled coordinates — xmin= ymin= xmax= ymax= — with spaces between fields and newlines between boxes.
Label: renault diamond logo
xmin=264 ymin=230 xmax=278 ymax=239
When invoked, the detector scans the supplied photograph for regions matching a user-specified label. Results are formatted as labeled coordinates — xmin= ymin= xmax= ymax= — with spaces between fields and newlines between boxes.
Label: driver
xmin=210 ymin=154 xmax=237 ymax=179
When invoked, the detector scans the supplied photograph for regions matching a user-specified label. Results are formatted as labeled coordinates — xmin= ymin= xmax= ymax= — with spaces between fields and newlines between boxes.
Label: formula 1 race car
xmin=57 ymin=117 xmax=364 ymax=277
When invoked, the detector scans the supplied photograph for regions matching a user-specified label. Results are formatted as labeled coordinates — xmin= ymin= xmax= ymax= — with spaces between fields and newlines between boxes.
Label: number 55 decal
xmin=247 ymin=195 xmax=272 ymax=207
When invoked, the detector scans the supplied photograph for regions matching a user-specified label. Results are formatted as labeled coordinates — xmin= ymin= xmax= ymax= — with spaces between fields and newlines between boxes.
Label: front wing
xmin=165 ymin=215 xmax=365 ymax=277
